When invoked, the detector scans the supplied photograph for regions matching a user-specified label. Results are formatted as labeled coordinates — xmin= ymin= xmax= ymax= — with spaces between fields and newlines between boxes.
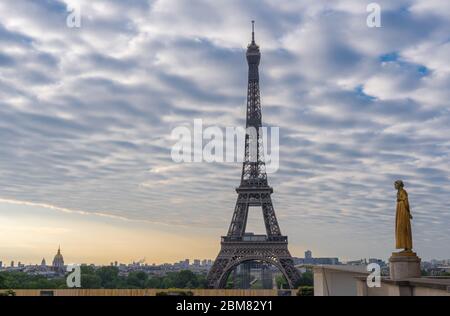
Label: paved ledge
xmin=314 ymin=265 xmax=369 ymax=274
xmin=407 ymin=277 xmax=450 ymax=292
xmin=356 ymin=276 xmax=450 ymax=291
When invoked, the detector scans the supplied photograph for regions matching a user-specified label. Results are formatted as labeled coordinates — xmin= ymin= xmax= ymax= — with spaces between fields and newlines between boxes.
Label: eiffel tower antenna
xmin=252 ymin=20 xmax=255 ymax=44
xmin=206 ymin=23 xmax=301 ymax=289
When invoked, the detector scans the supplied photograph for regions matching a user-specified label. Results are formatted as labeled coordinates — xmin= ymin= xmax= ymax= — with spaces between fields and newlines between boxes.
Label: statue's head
xmin=394 ymin=180 xmax=404 ymax=190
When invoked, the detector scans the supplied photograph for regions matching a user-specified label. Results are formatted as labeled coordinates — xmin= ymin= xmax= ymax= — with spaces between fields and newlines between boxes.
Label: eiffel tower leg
xmin=261 ymin=195 xmax=281 ymax=237
xmin=279 ymin=258 xmax=302 ymax=288
xmin=207 ymin=250 xmax=230 ymax=288
xmin=227 ymin=194 xmax=249 ymax=237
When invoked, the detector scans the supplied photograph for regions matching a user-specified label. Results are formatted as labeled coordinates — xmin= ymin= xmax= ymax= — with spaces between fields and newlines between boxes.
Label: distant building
xmin=294 ymin=250 xmax=340 ymax=266
xmin=52 ymin=246 xmax=65 ymax=273
xmin=305 ymin=250 xmax=312 ymax=259
xmin=41 ymin=258 xmax=47 ymax=267
xmin=181 ymin=259 xmax=189 ymax=269
xmin=347 ymin=259 xmax=367 ymax=266
xmin=368 ymin=258 xmax=386 ymax=267
xmin=11 ymin=260 xmax=14 ymax=268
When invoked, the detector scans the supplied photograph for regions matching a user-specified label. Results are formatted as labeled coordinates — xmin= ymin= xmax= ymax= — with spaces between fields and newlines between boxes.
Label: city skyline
xmin=1 ymin=0 xmax=450 ymax=264
xmin=1 ymin=245 xmax=448 ymax=269
xmin=2 ymin=243 xmax=450 ymax=267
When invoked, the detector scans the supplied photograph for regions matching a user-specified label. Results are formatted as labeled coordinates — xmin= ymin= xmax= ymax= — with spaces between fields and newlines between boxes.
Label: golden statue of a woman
xmin=394 ymin=180 xmax=413 ymax=252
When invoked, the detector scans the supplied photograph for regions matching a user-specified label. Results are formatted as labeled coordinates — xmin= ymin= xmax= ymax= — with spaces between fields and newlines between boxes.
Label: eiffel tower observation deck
xmin=206 ymin=22 xmax=301 ymax=289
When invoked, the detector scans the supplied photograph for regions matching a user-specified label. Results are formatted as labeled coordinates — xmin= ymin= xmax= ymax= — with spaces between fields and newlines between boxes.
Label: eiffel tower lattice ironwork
xmin=206 ymin=22 xmax=301 ymax=289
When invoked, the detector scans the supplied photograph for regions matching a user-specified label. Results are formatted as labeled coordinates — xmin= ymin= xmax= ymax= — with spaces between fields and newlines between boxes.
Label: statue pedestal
xmin=389 ymin=252 xmax=421 ymax=281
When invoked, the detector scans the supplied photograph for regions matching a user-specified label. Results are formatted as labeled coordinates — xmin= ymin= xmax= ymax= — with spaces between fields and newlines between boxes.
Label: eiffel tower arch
xmin=207 ymin=22 xmax=301 ymax=289
xmin=207 ymin=237 xmax=301 ymax=289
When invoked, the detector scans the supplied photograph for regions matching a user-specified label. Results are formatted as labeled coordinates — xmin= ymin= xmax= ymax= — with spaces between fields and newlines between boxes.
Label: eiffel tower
xmin=207 ymin=22 xmax=301 ymax=289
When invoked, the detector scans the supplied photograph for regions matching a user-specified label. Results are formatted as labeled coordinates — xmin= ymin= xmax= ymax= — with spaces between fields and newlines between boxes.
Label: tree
xmin=298 ymin=271 xmax=313 ymax=286
xmin=127 ymin=271 xmax=148 ymax=288
xmin=145 ymin=276 xmax=163 ymax=289
xmin=173 ymin=270 xmax=198 ymax=288
xmin=97 ymin=266 xmax=120 ymax=289
xmin=80 ymin=266 xmax=102 ymax=289
xmin=81 ymin=274 xmax=102 ymax=289
xmin=297 ymin=286 xmax=314 ymax=296
xmin=0 ymin=290 xmax=16 ymax=296
xmin=0 ymin=272 xmax=66 ymax=289
xmin=195 ymin=273 xmax=208 ymax=288
xmin=0 ymin=269 xmax=209 ymax=290
xmin=276 ymin=275 xmax=289 ymax=289
xmin=0 ymin=273 xmax=5 ymax=288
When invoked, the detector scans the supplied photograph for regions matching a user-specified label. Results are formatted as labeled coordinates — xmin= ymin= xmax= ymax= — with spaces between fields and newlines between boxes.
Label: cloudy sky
xmin=0 ymin=0 xmax=449 ymax=265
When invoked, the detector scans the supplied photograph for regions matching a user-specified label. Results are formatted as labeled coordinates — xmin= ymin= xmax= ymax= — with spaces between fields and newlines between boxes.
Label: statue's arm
xmin=403 ymin=191 xmax=413 ymax=219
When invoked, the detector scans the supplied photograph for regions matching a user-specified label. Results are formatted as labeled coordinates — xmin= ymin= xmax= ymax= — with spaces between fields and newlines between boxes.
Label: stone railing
xmin=313 ymin=265 xmax=369 ymax=296
xmin=313 ymin=264 xmax=450 ymax=296
xmin=356 ymin=276 xmax=450 ymax=296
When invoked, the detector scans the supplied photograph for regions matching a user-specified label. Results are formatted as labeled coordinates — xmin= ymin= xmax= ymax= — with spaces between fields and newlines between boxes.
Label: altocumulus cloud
xmin=0 ymin=0 xmax=449 ymax=259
